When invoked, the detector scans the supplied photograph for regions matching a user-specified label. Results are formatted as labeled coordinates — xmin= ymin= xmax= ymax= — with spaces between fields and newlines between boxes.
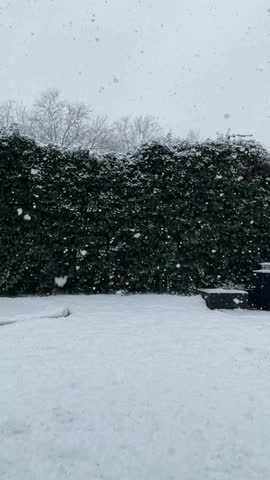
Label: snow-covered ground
xmin=1 ymin=294 xmax=270 ymax=480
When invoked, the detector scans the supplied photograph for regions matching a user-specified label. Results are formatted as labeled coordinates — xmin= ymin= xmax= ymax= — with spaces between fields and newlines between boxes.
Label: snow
xmin=41 ymin=306 xmax=71 ymax=318
xmin=54 ymin=276 xmax=68 ymax=287
xmin=1 ymin=294 xmax=270 ymax=479
xmin=23 ymin=214 xmax=31 ymax=221
xmin=0 ymin=307 xmax=71 ymax=325
xmin=199 ymin=288 xmax=247 ymax=294
xmin=259 ymin=263 xmax=270 ymax=270
xmin=253 ymin=270 xmax=270 ymax=274
xmin=17 ymin=208 xmax=23 ymax=216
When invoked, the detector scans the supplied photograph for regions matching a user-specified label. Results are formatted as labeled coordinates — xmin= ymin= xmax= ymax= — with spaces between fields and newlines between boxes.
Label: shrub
xmin=1 ymin=133 xmax=270 ymax=295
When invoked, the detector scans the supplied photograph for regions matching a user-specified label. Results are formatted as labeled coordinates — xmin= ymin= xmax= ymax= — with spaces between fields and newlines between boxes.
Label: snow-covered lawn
xmin=1 ymin=294 xmax=270 ymax=480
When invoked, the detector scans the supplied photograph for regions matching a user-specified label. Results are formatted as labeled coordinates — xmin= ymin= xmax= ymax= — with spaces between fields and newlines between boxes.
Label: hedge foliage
xmin=1 ymin=133 xmax=270 ymax=295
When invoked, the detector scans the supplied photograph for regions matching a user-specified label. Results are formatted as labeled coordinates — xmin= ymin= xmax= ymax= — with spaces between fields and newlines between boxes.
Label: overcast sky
xmin=0 ymin=0 xmax=270 ymax=144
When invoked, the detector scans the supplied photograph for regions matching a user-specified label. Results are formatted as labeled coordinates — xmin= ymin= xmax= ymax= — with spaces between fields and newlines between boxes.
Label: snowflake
xmin=54 ymin=276 xmax=68 ymax=288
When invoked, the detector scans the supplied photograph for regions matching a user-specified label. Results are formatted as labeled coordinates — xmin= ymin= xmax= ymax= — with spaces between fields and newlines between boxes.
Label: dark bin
xmin=198 ymin=289 xmax=248 ymax=310
xmin=249 ymin=263 xmax=270 ymax=310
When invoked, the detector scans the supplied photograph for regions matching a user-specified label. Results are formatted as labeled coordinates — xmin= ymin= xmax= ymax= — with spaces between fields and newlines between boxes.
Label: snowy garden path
xmin=1 ymin=295 xmax=270 ymax=480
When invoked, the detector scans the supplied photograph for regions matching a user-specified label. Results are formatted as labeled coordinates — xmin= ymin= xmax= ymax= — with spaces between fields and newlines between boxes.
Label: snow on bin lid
xmin=253 ymin=270 xmax=270 ymax=274
xmin=199 ymin=288 xmax=247 ymax=294
xmin=259 ymin=263 xmax=270 ymax=270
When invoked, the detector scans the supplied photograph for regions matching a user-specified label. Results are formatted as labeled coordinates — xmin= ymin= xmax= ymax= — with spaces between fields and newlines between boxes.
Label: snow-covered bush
xmin=1 ymin=133 xmax=270 ymax=295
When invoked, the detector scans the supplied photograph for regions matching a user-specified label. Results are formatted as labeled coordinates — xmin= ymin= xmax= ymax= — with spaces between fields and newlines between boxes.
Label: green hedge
xmin=1 ymin=133 xmax=270 ymax=295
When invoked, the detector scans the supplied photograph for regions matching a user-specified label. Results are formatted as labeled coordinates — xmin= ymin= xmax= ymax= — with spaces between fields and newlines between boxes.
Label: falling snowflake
xmin=134 ymin=233 xmax=141 ymax=239
xmin=224 ymin=113 xmax=231 ymax=120
xmin=31 ymin=168 xmax=39 ymax=175
xmin=54 ymin=276 xmax=68 ymax=288
xmin=80 ymin=250 xmax=87 ymax=256
xmin=24 ymin=214 xmax=31 ymax=221
xmin=17 ymin=208 xmax=23 ymax=216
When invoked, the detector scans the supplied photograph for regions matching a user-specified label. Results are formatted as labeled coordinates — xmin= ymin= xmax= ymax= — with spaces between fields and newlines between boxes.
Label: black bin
xmin=249 ymin=263 xmax=270 ymax=310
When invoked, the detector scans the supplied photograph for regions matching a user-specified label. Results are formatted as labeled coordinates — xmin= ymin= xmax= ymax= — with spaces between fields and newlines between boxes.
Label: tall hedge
xmin=1 ymin=133 xmax=270 ymax=295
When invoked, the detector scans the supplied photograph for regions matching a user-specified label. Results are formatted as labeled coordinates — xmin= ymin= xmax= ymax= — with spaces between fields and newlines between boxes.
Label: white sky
xmin=0 ymin=0 xmax=270 ymax=144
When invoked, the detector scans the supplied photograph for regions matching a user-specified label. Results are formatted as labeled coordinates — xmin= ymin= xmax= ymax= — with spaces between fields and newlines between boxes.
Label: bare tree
xmin=112 ymin=115 xmax=135 ymax=152
xmin=0 ymin=90 xmax=171 ymax=153
xmin=111 ymin=114 xmax=162 ymax=152
xmin=186 ymin=128 xmax=200 ymax=143
xmin=158 ymin=130 xmax=184 ymax=146
xmin=82 ymin=114 xmax=113 ymax=152
xmin=133 ymin=115 xmax=162 ymax=144
xmin=29 ymin=89 xmax=91 ymax=148
xmin=0 ymin=100 xmax=30 ymax=135
xmin=0 ymin=100 xmax=15 ymax=133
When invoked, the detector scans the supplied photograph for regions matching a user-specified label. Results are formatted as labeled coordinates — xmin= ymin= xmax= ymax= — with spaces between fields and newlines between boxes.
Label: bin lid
xmin=253 ymin=270 xmax=270 ymax=273
xmin=199 ymin=288 xmax=247 ymax=294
